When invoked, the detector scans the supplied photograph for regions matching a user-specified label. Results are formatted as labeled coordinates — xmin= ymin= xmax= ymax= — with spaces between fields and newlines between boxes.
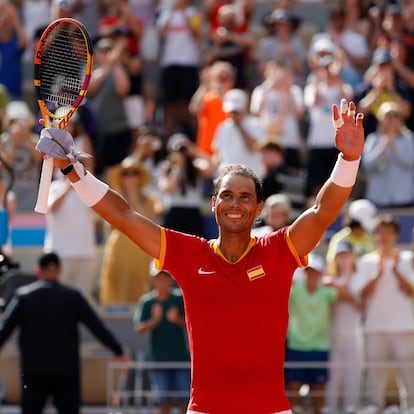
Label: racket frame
xmin=33 ymin=18 xmax=93 ymax=214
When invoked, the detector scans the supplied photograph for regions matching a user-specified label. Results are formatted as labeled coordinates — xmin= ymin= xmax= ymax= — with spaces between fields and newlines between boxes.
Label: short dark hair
xmin=257 ymin=140 xmax=285 ymax=155
xmin=373 ymin=214 xmax=400 ymax=234
xmin=213 ymin=164 xmax=263 ymax=203
xmin=38 ymin=252 xmax=61 ymax=269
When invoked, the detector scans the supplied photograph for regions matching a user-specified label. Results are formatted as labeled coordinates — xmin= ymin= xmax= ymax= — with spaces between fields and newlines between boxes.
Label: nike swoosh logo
xmin=197 ymin=268 xmax=216 ymax=275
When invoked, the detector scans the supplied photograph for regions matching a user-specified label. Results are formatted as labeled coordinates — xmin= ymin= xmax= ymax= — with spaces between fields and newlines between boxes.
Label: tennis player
xmin=45 ymin=99 xmax=364 ymax=413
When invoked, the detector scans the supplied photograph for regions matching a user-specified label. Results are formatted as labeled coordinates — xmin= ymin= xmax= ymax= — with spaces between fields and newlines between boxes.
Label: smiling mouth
xmin=225 ymin=212 xmax=243 ymax=219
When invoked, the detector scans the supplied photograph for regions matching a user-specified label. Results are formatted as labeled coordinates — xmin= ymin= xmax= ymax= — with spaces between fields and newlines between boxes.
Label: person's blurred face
xmin=330 ymin=13 xmax=345 ymax=32
xmin=304 ymin=267 xmax=322 ymax=287
xmin=137 ymin=134 xmax=161 ymax=155
xmin=382 ymin=110 xmax=401 ymax=128
xmin=151 ymin=272 xmax=173 ymax=292
xmin=215 ymin=70 xmax=235 ymax=91
xmin=334 ymin=250 xmax=355 ymax=270
xmin=272 ymin=21 xmax=291 ymax=37
xmin=219 ymin=12 xmax=237 ymax=30
xmin=265 ymin=206 xmax=291 ymax=230
xmin=260 ymin=148 xmax=283 ymax=170
xmin=374 ymin=224 xmax=399 ymax=250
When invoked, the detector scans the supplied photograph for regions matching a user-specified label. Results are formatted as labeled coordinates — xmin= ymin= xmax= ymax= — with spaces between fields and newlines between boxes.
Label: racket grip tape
xmin=34 ymin=156 xmax=54 ymax=214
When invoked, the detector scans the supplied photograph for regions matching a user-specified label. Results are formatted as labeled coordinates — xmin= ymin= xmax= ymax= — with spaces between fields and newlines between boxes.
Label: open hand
xmin=332 ymin=99 xmax=365 ymax=161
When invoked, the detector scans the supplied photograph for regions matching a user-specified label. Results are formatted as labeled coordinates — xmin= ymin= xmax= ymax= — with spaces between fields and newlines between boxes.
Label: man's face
xmin=212 ymin=173 xmax=263 ymax=234
xmin=374 ymin=224 xmax=398 ymax=250
xmin=266 ymin=206 xmax=290 ymax=230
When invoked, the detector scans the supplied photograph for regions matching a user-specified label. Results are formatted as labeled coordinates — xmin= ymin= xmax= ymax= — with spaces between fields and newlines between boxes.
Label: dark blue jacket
xmin=0 ymin=280 xmax=123 ymax=376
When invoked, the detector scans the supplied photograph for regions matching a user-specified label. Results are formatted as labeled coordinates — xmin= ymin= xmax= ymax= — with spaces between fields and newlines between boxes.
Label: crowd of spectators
xmin=0 ymin=0 xmax=414 ymax=412
xmin=1 ymin=0 xmax=414 ymax=216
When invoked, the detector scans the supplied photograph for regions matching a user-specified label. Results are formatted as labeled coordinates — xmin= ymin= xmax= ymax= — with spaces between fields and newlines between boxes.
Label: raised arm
xmin=52 ymin=159 xmax=162 ymax=259
xmin=289 ymin=100 xmax=365 ymax=258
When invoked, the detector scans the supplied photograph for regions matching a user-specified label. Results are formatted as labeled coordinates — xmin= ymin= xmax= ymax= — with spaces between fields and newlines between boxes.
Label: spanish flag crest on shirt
xmin=247 ymin=265 xmax=266 ymax=281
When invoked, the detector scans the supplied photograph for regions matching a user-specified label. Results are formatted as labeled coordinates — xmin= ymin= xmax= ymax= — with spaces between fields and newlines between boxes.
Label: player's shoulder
xmin=15 ymin=280 xmax=42 ymax=297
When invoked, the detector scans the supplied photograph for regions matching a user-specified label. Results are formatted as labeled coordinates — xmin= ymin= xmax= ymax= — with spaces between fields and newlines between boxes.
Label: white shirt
xmin=212 ymin=115 xmax=265 ymax=177
xmin=255 ymin=86 xmax=303 ymax=149
xmin=356 ymin=250 xmax=414 ymax=333
xmin=309 ymin=31 xmax=369 ymax=87
xmin=304 ymin=82 xmax=353 ymax=148
xmin=157 ymin=7 xmax=200 ymax=67
xmin=44 ymin=178 xmax=96 ymax=258
xmin=331 ymin=275 xmax=362 ymax=336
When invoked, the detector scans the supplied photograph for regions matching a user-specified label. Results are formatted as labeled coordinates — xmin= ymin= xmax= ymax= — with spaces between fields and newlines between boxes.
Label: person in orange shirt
xmin=189 ymin=61 xmax=235 ymax=156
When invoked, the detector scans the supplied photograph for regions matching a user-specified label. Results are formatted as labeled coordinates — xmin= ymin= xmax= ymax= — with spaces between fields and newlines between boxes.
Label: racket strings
xmin=39 ymin=25 xmax=88 ymax=109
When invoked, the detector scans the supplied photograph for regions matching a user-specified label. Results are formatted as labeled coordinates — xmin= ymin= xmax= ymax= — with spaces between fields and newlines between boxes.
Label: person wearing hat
xmin=133 ymin=261 xmax=190 ymax=414
xmin=325 ymin=198 xmax=377 ymax=275
xmin=324 ymin=240 xmax=364 ymax=414
xmin=100 ymin=157 xmax=162 ymax=305
xmin=0 ymin=251 xmax=126 ymax=414
xmin=211 ymin=88 xmax=265 ymax=177
xmin=1 ymin=100 xmax=42 ymax=211
xmin=308 ymin=6 xmax=370 ymax=89
xmin=307 ymin=36 xmax=344 ymax=79
xmin=362 ymin=100 xmax=414 ymax=208
xmin=286 ymin=253 xmax=342 ymax=414
xmin=303 ymin=45 xmax=353 ymax=206
xmin=128 ymin=125 xmax=164 ymax=201
xmin=256 ymin=7 xmax=307 ymax=87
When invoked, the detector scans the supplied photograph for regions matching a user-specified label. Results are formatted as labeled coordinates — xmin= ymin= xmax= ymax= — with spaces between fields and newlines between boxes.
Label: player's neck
xmin=216 ymin=233 xmax=253 ymax=263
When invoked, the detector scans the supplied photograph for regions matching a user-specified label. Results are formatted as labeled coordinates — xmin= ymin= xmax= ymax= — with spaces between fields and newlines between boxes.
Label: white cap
xmin=222 ymin=89 xmax=248 ymax=113
xmin=306 ymin=254 xmax=325 ymax=273
xmin=53 ymin=0 xmax=72 ymax=9
xmin=313 ymin=38 xmax=336 ymax=54
xmin=167 ymin=133 xmax=190 ymax=152
xmin=6 ymin=100 xmax=33 ymax=122
xmin=348 ymin=199 xmax=377 ymax=232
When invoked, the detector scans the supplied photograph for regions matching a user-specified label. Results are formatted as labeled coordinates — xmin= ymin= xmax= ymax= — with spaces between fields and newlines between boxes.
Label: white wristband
xmin=330 ymin=154 xmax=360 ymax=188
xmin=71 ymin=171 xmax=109 ymax=207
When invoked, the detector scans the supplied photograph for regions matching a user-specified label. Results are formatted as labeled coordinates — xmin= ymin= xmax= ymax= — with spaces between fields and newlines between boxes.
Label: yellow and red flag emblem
xmin=247 ymin=265 xmax=266 ymax=281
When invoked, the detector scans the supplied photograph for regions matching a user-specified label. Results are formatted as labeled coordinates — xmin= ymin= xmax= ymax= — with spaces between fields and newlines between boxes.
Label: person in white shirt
xmin=44 ymin=172 xmax=98 ymax=305
xmin=303 ymin=54 xmax=353 ymax=205
xmin=156 ymin=0 xmax=202 ymax=138
xmin=250 ymin=62 xmax=304 ymax=172
xmin=324 ymin=241 xmax=363 ymax=414
xmin=212 ymin=88 xmax=265 ymax=177
xmin=358 ymin=214 xmax=414 ymax=412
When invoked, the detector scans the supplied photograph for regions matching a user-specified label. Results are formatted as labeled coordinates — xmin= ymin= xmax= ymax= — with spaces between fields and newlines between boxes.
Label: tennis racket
xmin=34 ymin=17 xmax=93 ymax=214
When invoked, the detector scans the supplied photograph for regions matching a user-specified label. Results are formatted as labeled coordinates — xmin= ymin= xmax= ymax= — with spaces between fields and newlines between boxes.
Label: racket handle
xmin=34 ymin=156 xmax=54 ymax=214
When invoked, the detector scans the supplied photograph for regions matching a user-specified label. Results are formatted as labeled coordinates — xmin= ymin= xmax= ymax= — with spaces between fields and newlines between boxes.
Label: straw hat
xmin=109 ymin=157 xmax=151 ymax=191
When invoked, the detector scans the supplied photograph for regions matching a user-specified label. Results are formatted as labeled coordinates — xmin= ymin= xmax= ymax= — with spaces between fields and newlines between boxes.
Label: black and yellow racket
xmin=34 ymin=17 xmax=93 ymax=214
